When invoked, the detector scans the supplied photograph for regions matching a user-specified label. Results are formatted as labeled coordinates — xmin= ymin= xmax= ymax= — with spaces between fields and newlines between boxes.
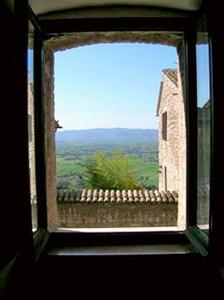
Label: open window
xmin=28 ymin=3 xmax=216 ymax=256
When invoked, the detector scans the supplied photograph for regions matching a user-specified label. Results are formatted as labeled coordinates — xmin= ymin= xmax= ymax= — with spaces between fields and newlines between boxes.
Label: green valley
xmin=56 ymin=128 xmax=158 ymax=191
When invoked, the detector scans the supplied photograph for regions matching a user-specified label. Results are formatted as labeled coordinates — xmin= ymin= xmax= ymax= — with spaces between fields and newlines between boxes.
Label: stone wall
xmin=157 ymin=66 xmax=186 ymax=229
xmin=58 ymin=202 xmax=177 ymax=228
xmin=176 ymin=54 xmax=187 ymax=229
xmin=46 ymin=32 xmax=183 ymax=52
xmin=158 ymin=71 xmax=180 ymax=193
xmin=44 ymin=47 xmax=58 ymax=230
xmin=57 ymin=189 xmax=177 ymax=228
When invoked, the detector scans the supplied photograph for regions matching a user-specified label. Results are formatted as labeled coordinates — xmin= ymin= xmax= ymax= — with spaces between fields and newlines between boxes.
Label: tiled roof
xmin=163 ymin=68 xmax=178 ymax=87
xmin=57 ymin=189 xmax=178 ymax=204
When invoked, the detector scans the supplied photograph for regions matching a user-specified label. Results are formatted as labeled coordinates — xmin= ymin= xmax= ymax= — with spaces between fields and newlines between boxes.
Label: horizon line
xmin=57 ymin=127 xmax=158 ymax=132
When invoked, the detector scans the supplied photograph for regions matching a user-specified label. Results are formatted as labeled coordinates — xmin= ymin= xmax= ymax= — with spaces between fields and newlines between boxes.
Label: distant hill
xmin=56 ymin=128 xmax=158 ymax=146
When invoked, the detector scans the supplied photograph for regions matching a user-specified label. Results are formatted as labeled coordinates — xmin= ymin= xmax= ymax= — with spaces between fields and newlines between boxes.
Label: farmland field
xmin=56 ymin=128 xmax=158 ymax=191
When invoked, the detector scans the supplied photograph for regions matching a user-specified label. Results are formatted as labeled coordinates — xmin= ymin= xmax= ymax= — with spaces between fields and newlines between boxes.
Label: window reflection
xmin=196 ymin=31 xmax=211 ymax=230
xmin=28 ymin=21 xmax=37 ymax=231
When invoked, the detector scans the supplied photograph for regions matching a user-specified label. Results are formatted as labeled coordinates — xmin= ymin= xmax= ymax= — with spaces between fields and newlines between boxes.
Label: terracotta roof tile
xmin=57 ymin=189 xmax=178 ymax=204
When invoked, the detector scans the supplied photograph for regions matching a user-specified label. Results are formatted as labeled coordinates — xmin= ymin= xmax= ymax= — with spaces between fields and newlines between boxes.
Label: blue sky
xmin=54 ymin=43 xmax=177 ymax=130
xmin=28 ymin=43 xmax=210 ymax=129
xmin=196 ymin=44 xmax=210 ymax=107
xmin=28 ymin=50 xmax=34 ymax=83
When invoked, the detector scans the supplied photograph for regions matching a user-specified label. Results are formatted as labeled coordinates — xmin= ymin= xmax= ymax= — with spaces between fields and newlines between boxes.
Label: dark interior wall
xmin=32 ymin=253 xmax=223 ymax=300
xmin=0 ymin=1 xmax=34 ymax=295
xmin=207 ymin=2 xmax=224 ymax=264
xmin=0 ymin=0 xmax=32 ymax=267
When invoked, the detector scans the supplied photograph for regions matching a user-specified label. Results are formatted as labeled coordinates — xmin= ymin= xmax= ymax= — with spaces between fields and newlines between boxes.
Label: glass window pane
xmin=28 ymin=21 xmax=37 ymax=231
xmin=196 ymin=29 xmax=211 ymax=230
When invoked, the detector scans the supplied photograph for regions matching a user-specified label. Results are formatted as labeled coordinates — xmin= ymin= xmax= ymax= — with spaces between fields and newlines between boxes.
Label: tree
xmin=85 ymin=148 xmax=140 ymax=190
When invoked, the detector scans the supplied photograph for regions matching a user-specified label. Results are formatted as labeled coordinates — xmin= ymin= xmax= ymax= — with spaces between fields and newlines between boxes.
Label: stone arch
xmin=45 ymin=31 xmax=183 ymax=52
xmin=44 ymin=31 xmax=186 ymax=230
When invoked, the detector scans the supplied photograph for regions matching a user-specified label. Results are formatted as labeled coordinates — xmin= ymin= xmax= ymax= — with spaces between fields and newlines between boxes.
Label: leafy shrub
xmin=85 ymin=148 xmax=140 ymax=190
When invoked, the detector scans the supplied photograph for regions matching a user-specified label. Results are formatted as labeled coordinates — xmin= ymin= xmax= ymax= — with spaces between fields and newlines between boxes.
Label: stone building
xmin=156 ymin=68 xmax=186 ymax=228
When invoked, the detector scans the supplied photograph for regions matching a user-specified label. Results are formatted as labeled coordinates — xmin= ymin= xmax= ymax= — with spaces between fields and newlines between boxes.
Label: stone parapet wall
xmin=57 ymin=189 xmax=178 ymax=228
xmin=58 ymin=202 xmax=177 ymax=228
